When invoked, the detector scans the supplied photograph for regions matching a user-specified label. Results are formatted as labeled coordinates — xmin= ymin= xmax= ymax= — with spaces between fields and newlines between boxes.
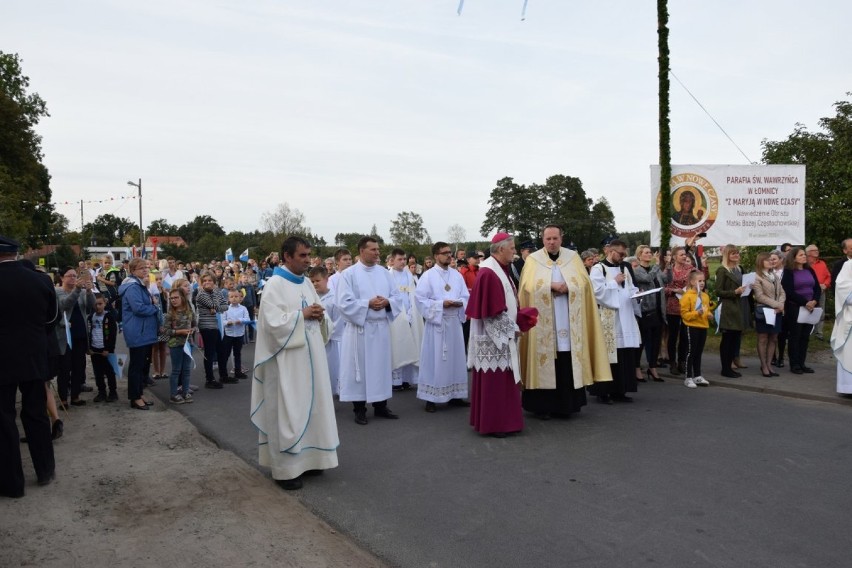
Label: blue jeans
xmin=169 ymin=346 xmax=192 ymax=397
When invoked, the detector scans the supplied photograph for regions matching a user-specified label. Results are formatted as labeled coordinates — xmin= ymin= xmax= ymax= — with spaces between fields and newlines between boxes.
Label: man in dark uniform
xmin=0 ymin=236 xmax=57 ymax=498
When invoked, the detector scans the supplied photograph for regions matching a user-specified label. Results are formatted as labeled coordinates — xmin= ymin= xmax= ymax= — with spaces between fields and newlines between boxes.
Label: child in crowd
xmin=222 ymin=289 xmax=250 ymax=382
xmin=87 ymin=294 xmax=118 ymax=402
xmin=237 ymin=272 xmax=257 ymax=343
xmin=163 ymin=286 xmax=197 ymax=404
xmin=309 ymin=266 xmax=341 ymax=395
xmin=220 ymin=276 xmax=236 ymax=302
xmin=679 ymin=270 xmax=714 ymax=389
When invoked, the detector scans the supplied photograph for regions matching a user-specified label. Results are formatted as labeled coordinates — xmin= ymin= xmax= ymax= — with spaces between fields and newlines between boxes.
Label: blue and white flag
xmin=107 ymin=353 xmax=128 ymax=379
xmin=183 ymin=339 xmax=197 ymax=369
xmin=695 ymin=293 xmax=703 ymax=312
xmin=63 ymin=312 xmax=72 ymax=349
xmin=225 ymin=248 xmax=234 ymax=262
xmin=216 ymin=312 xmax=225 ymax=338
xmin=257 ymin=278 xmax=265 ymax=289
xmin=239 ymin=248 xmax=249 ymax=262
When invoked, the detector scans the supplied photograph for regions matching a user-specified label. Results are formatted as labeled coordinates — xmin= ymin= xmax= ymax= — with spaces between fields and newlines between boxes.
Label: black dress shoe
xmin=1 ymin=488 xmax=25 ymax=498
xmin=222 ymin=377 xmax=239 ymax=384
xmin=302 ymin=469 xmax=324 ymax=477
xmin=51 ymin=419 xmax=64 ymax=440
xmin=70 ymin=399 xmax=86 ymax=406
xmin=447 ymin=398 xmax=471 ymax=407
xmin=130 ymin=401 xmax=149 ymax=410
xmin=612 ymin=395 xmax=634 ymax=402
xmin=93 ymin=393 xmax=107 ymax=403
xmin=597 ymin=395 xmax=613 ymax=405
xmin=276 ymin=477 xmax=303 ymax=490
xmin=801 ymin=366 xmax=815 ymax=373
xmin=144 ymin=400 xmax=154 ymax=406
xmin=774 ymin=359 xmax=785 ymax=368
xmin=489 ymin=432 xmax=507 ymax=438
xmin=534 ymin=412 xmax=551 ymax=420
xmin=424 ymin=402 xmax=437 ymax=413
xmin=80 ymin=384 xmax=94 ymax=393
xmin=354 ymin=409 xmax=368 ymax=425
xmin=721 ymin=370 xmax=742 ymax=378
xmin=37 ymin=471 xmax=56 ymax=487
xmin=205 ymin=380 xmax=224 ymax=389
xmin=790 ymin=367 xmax=804 ymax=375
xmin=374 ymin=408 xmax=399 ymax=419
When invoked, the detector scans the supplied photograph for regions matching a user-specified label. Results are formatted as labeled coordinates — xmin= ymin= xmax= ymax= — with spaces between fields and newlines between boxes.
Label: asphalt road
xmin=147 ymin=342 xmax=852 ymax=568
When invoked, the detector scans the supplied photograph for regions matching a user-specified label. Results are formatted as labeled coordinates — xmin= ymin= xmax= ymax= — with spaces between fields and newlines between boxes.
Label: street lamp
xmin=127 ymin=178 xmax=143 ymax=252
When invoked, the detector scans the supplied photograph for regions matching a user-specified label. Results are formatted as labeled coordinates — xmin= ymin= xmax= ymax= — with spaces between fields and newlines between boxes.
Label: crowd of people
xmin=2 ymin=230 xmax=851 ymax=496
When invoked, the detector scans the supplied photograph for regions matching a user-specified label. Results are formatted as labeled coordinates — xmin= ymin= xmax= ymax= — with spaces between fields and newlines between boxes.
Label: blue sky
xmin=4 ymin=0 xmax=850 ymax=244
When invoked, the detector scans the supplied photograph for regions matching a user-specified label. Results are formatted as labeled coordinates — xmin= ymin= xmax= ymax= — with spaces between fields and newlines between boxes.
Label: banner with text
xmin=650 ymin=164 xmax=806 ymax=246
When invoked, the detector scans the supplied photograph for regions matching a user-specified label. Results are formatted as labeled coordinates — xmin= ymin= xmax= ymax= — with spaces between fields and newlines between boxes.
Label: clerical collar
xmin=273 ymin=265 xmax=304 ymax=284
xmin=547 ymin=251 xmax=559 ymax=261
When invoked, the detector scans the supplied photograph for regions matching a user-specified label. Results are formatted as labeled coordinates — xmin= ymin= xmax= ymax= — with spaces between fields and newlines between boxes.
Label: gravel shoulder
xmin=1 ymin=386 xmax=385 ymax=568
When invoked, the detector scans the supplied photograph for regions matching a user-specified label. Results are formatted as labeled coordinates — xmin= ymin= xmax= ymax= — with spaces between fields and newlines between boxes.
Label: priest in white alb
xmin=251 ymin=236 xmax=339 ymax=491
xmin=388 ymin=248 xmax=423 ymax=390
xmin=415 ymin=241 xmax=470 ymax=413
xmin=337 ymin=236 xmax=404 ymax=425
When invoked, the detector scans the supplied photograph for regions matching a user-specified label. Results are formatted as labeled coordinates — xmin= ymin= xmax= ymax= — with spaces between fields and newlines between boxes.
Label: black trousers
xmin=787 ymin=320 xmax=813 ymax=370
xmin=666 ymin=315 xmax=688 ymax=366
xmin=719 ymin=330 xmax=741 ymax=373
xmin=90 ymin=350 xmax=117 ymax=395
xmin=639 ymin=312 xmax=662 ymax=369
xmin=522 ymin=351 xmax=587 ymax=415
xmin=588 ymin=348 xmax=637 ymax=397
xmin=220 ymin=334 xmax=244 ymax=375
xmin=200 ymin=328 xmax=223 ymax=381
xmin=127 ymin=344 xmax=152 ymax=401
xmin=684 ymin=327 xmax=707 ymax=378
xmin=0 ymin=381 xmax=54 ymax=496
xmin=58 ymin=336 xmax=88 ymax=401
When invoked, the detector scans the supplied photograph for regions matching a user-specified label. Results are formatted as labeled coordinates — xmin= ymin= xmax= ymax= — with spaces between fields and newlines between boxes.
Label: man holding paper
xmin=781 ymin=247 xmax=821 ymax=374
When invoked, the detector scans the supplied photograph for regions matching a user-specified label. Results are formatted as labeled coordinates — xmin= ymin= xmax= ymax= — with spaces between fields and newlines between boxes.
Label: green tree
xmin=619 ymin=230 xmax=652 ymax=251
xmin=480 ymin=174 xmax=617 ymax=250
xmin=83 ymin=214 xmax=137 ymax=246
xmin=0 ymin=52 xmax=55 ymax=248
xmin=480 ymin=177 xmax=542 ymax=243
xmin=178 ymin=215 xmax=225 ymax=244
xmin=390 ymin=211 xmax=430 ymax=247
xmin=762 ymin=95 xmax=852 ymax=252
xmin=147 ymin=218 xmax=179 ymax=236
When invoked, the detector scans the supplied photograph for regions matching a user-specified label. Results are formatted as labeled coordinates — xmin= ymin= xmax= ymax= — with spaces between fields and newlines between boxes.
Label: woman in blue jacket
xmin=118 ymin=258 xmax=161 ymax=410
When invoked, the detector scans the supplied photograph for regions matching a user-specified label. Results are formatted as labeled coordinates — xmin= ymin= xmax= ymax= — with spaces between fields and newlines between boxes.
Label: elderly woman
xmin=781 ymin=247 xmax=820 ymax=374
xmin=715 ymin=245 xmax=749 ymax=378
xmin=752 ymin=252 xmax=785 ymax=377
xmin=55 ymin=266 xmax=96 ymax=407
xmin=118 ymin=258 xmax=161 ymax=410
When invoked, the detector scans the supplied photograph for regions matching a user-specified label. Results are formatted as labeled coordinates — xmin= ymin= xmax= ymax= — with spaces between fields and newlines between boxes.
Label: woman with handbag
xmin=781 ymin=247 xmax=820 ymax=374
xmin=633 ymin=245 xmax=665 ymax=381
xmin=752 ymin=252 xmax=785 ymax=377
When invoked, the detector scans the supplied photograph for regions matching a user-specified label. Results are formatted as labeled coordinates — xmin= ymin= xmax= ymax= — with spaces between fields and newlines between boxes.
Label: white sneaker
xmin=694 ymin=376 xmax=710 ymax=386
xmin=684 ymin=378 xmax=697 ymax=388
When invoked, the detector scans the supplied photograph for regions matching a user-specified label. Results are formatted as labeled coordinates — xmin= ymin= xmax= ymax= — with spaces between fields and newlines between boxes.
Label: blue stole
xmin=273 ymin=266 xmax=305 ymax=285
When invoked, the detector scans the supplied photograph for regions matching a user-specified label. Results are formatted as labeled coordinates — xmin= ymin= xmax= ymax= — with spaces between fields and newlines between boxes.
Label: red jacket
xmin=810 ymin=259 xmax=831 ymax=288
xmin=460 ymin=265 xmax=478 ymax=292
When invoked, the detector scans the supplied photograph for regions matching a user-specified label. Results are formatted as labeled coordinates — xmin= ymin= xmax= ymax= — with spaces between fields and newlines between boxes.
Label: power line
xmin=670 ymin=70 xmax=755 ymax=164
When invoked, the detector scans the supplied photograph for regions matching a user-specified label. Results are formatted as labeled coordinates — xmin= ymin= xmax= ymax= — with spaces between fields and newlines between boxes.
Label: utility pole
xmin=127 ymin=178 xmax=143 ymax=250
